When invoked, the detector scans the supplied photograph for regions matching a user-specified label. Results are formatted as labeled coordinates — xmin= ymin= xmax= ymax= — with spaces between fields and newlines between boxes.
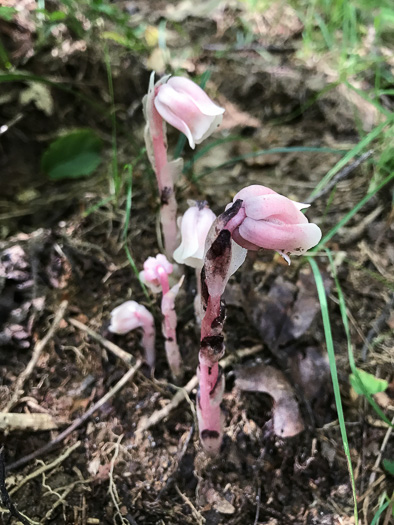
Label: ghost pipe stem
xmin=143 ymin=74 xmax=179 ymax=256
xmin=140 ymin=254 xmax=184 ymax=381
xmin=197 ymin=202 xmax=246 ymax=455
xmin=161 ymin=277 xmax=184 ymax=381
xmin=144 ymin=74 xmax=224 ymax=258
xmin=197 ymin=187 xmax=322 ymax=454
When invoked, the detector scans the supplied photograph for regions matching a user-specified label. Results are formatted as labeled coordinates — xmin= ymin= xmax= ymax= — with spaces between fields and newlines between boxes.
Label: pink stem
xmin=161 ymin=278 xmax=184 ymax=381
xmin=157 ymin=266 xmax=170 ymax=296
xmin=197 ymin=201 xmax=245 ymax=454
xmin=147 ymin=87 xmax=178 ymax=256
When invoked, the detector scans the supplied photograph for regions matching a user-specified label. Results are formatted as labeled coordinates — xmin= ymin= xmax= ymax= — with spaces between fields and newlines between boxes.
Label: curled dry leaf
xmin=235 ymin=364 xmax=304 ymax=437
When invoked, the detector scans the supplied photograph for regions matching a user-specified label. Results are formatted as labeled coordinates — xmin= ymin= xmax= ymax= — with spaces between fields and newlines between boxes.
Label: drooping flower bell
xmin=109 ymin=300 xmax=156 ymax=368
xmin=154 ymin=77 xmax=225 ymax=149
xmin=173 ymin=201 xmax=217 ymax=269
xmin=226 ymin=185 xmax=322 ymax=263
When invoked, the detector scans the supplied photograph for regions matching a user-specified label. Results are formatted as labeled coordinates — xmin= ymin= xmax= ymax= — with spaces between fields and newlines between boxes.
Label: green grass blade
xmin=83 ymin=195 xmax=114 ymax=217
xmin=370 ymin=499 xmax=391 ymax=525
xmin=308 ymin=118 xmax=393 ymax=200
xmin=122 ymin=164 xmax=133 ymax=242
xmin=326 ymin=248 xmax=394 ymax=427
xmin=124 ymin=244 xmax=150 ymax=301
xmin=195 ymin=147 xmax=347 ymax=181
xmin=314 ymin=170 xmax=394 ymax=249
xmin=344 ymin=81 xmax=392 ymax=118
xmin=308 ymin=257 xmax=359 ymax=525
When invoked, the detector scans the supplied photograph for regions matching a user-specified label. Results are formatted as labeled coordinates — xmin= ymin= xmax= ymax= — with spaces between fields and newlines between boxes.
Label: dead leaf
xmin=244 ymin=275 xmax=297 ymax=350
xmin=204 ymin=488 xmax=235 ymax=515
xmin=277 ymin=267 xmax=321 ymax=346
xmin=288 ymin=347 xmax=330 ymax=402
xmin=19 ymin=81 xmax=54 ymax=116
xmin=235 ymin=364 xmax=304 ymax=437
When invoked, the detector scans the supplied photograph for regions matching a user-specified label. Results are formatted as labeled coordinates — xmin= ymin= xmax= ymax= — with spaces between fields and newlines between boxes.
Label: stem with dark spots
xmin=145 ymin=81 xmax=178 ymax=257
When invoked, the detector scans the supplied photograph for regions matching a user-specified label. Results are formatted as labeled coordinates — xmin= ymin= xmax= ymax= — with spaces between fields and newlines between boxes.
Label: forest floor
xmin=0 ymin=1 xmax=393 ymax=524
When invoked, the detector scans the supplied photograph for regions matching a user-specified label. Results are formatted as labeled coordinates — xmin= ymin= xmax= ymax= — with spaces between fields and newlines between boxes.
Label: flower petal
xmin=239 ymin=218 xmax=322 ymax=254
xmin=233 ymin=185 xmax=278 ymax=202
xmin=167 ymin=77 xmax=225 ymax=116
xmin=244 ymin=194 xmax=309 ymax=224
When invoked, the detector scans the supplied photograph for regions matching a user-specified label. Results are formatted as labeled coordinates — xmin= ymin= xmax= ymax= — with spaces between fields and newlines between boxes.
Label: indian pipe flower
xmin=173 ymin=201 xmax=217 ymax=269
xmin=154 ymin=76 xmax=225 ymax=149
xmin=139 ymin=254 xmax=173 ymax=294
xmin=226 ymin=185 xmax=322 ymax=263
xmin=109 ymin=300 xmax=155 ymax=368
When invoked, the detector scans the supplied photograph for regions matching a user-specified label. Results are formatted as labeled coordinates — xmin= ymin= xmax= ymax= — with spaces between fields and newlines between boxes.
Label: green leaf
xmin=42 ymin=129 xmax=103 ymax=180
xmin=0 ymin=7 xmax=17 ymax=21
xmin=383 ymin=459 xmax=394 ymax=476
xmin=350 ymin=368 xmax=388 ymax=396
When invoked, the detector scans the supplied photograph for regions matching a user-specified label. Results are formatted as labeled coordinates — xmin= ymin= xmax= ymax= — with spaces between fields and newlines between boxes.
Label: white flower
xmin=154 ymin=77 xmax=225 ymax=149
xmin=173 ymin=202 xmax=217 ymax=269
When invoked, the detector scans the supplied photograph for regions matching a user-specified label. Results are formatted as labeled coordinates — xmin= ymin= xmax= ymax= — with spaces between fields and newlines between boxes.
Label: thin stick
xmin=3 ymin=300 xmax=69 ymax=413
xmin=307 ymin=150 xmax=373 ymax=204
xmin=6 ymin=360 xmax=142 ymax=472
xmin=9 ymin=441 xmax=81 ymax=497
xmin=137 ymin=345 xmax=262 ymax=434
xmin=175 ymin=484 xmax=206 ymax=525
xmin=68 ymin=317 xmax=135 ymax=366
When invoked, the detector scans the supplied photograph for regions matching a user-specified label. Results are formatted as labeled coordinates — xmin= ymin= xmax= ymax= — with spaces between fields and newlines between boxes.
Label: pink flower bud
xmin=228 ymin=185 xmax=322 ymax=262
xmin=154 ymin=77 xmax=225 ymax=149
xmin=109 ymin=300 xmax=156 ymax=368
xmin=139 ymin=254 xmax=173 ymax=294
xmin=173 ymin=201 xmax=217 ymax=269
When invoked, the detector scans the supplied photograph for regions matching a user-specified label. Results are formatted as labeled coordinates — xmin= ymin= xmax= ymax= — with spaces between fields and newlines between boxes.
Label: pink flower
xmin=139 ymin=254 xmax=173 ymax=294
xmin=173 ymin=201 xmax=217 ymax=269
xmin=109 ymin=300 xmax=155 ymax=368
xmin=154 ymin=77 xmax=225 ymax=149
xmin=227 ymin=185 xmax=322 ymax=262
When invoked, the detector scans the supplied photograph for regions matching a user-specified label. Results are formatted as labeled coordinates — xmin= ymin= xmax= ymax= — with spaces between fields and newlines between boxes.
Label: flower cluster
xmin=108 ymin=72 xmax=323 ymax=456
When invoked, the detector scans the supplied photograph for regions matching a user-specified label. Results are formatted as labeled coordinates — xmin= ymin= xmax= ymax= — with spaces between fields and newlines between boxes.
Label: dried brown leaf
xmin=235 ymin=364 xmax=304 ymax=437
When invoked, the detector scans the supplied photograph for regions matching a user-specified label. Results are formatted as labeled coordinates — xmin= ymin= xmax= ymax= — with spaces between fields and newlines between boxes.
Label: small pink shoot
xmin=109 ymin=301 xmax=155 ymax=369
xmin=140 ymin=254 xmax=184 ymax=381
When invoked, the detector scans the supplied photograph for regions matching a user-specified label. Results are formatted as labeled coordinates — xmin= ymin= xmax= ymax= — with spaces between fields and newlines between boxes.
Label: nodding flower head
xmin=173 ymin=201 xmax=217 ymax=269
xmin=154 ymin=76 xmax=224 ymax=149
xmin=109 ymin=300 xmax=156 ymax=368
xmin=139 ymin=254 xmax=173 ymax=294
xmin=226 ymin=185 xmax=322 ymax=263
xmin=109 ymin=300 xmax=153 ymax=335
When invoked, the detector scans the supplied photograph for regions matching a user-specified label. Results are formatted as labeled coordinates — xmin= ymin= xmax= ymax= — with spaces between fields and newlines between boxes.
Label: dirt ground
xmin=0 ymin=1 xmax=393 ymax=524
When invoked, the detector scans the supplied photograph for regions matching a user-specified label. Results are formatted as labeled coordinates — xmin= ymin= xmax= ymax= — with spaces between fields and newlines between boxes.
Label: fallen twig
xmin=8 ymin=441 xmax=81 ymax=497
xmin=3 ymin=300 xmax=69 ymax=413
xmin=0 ymin=412 xmax=59 ymax=432
xmin=68 ymin=317 xmax=135 ymax=366
xmin=6 ymin=360 xmax=142 ymax=472
xmin=136 ymin=345 xmax=263 ymax=434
